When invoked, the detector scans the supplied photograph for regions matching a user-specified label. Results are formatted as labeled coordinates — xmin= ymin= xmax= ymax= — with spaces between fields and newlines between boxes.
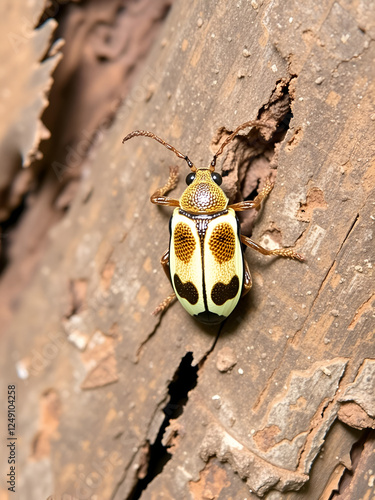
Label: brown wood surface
xmin=1 ymin=0 xmax=374 ymax=499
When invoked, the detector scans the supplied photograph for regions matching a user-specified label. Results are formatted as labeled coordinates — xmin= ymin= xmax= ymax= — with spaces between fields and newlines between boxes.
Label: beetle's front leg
xmin=150 ymin=166 xmax=180 ymax=207
xmin=241 ymin=235 xmax=304 ymax=261
xmin=152 ymin=249 xmax=176 ymax=316
xmin=229 ymin=178 xmax=274 ymax=212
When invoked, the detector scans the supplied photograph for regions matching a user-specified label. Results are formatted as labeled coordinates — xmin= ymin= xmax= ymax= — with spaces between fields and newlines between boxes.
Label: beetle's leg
xmin=241 ymin=235 xmax=304 ymax=261
xmin=229 ymin=178 xmax=274 ymax=212
xmin=151 ymin=250 xmax=175 ymax=316
xmin=160 ymin=249 xmax=171 ymax=282
xmin=241 ymin=258 xmax=252 ymax=296
xmin=150 ymin=166 xmax=180 ymax=207
xmin=152 ymin=292 xmax=177 ymax=316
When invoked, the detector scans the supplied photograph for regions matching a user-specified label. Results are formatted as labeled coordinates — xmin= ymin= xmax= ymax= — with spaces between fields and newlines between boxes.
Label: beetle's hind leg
xmin=241 ymin=235 xmax=304 ymax=261
xmin=150 ymin=166 xmax=180 ymax=207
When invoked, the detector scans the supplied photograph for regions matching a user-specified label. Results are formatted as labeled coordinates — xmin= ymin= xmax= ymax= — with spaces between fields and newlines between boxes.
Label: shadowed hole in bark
xmin=216 ymin=79 xmax=295 ymax=236
xmin=330 ymin=428 xmax=372 ymax=499
xmin=0 ymin=195 xmax=27 ymax=275
xmin=245 ymin=180 xmax=260 ymax=204
xmin=129 ymin=352 xmax=198 ymax=499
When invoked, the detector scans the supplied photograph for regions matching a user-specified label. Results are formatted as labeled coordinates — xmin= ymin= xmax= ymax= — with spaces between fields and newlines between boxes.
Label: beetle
xmin=122 ymin=120 xmax=304 ymax=324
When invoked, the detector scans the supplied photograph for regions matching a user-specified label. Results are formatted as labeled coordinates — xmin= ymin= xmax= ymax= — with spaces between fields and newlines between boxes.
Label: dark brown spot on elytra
xmin=208 ymin=223 xmax=235 ymax=264
xmin=174 ymin=274 xmax=199 ymax=304
xmin=211 ymin=275 xmax=239 ymax=305
xmin=174 ymin=223 xmax=196 ymax=262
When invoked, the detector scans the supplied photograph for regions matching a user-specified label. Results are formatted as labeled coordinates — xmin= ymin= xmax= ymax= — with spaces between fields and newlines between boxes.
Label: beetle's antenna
xmin=210 ymin=120 xmax=274 ymax=170
xmin=122 ymin=130 xmax=196 ymax=171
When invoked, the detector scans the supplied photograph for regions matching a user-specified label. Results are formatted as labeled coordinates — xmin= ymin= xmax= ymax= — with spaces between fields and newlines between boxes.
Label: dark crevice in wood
xmin=35 ymin=1 xmax=68 ymax=29
xmin=243 ymin=178 xmax=260 ymax=203
xmin=220 ymin=78 xmax=295 ymax=180
xmin=0 ymin=195 xmax=26 ymax=275
xmin=340 ymin=213 xmax=360 ymax=248
xmin=226 ymin=78 xmax=296 ymax=236
xmin=128 ymin=352 xmax=198 ymax=499
xmin=329 ymin=428 xmax=372 ymax=499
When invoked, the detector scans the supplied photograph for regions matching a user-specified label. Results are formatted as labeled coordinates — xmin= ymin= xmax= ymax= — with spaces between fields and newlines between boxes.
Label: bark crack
xmin=335 ymin=38 xmax=374 ymax=72
xmin=252 ymin=338 xmax=290 ymax=412
xmin=118 ymin=326 xmax=220 ymax=499
xmin=292 ymin=212 xmax=360 ymax=346
xmin=330 ymin=429 xmax=374 ymax=498
xmin=111 ymin=352 xmax=199 ymax=499
xmin=127 ymin=352 xmax=199 ymax=499
xmin=135 ymin=314 xmax=163 ymax=362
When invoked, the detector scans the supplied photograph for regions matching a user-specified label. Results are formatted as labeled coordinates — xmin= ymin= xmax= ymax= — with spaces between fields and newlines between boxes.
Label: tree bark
xmin=1 ymin=0 xmax=374 ymax=499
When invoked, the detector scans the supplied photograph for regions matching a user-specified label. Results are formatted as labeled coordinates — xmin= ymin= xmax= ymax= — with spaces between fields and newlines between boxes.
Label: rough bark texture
xmin=1 ymin=0 xmax=374 ymax=499
xmin=0 ymin=0 xmax=171 ymax=337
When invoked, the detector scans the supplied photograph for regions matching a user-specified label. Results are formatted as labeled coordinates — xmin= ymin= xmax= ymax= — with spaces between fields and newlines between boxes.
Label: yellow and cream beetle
xmin=123 ymin=120 xmax=303 ymax=324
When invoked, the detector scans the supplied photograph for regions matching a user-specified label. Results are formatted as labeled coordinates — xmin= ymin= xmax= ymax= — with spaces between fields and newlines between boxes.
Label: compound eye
xmin=211 ymin=172 xmax=222 ymax=186
xmin=186 ymin=172 xmax=196 ymax=185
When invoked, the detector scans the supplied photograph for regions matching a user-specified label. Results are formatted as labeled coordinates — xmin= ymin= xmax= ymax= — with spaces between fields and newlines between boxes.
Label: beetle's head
xmin=122 ymin=121 xmax=272 ymax=215
xmin=180 ymin=168 xmax=228 ymax=214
